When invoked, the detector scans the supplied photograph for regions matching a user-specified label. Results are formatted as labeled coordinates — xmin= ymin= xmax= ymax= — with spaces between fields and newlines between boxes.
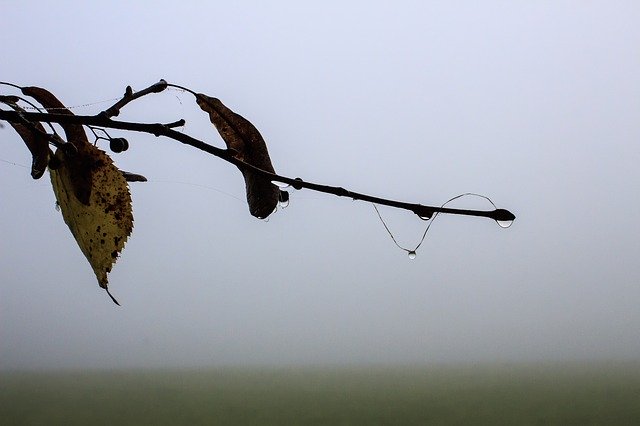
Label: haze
xmin=1 ymin=1 xmax=639 ymax=370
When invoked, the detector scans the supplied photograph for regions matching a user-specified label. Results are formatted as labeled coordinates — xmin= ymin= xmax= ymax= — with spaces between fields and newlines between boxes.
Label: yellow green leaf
xmin=50 ymin=145 xmax=133 ymax=294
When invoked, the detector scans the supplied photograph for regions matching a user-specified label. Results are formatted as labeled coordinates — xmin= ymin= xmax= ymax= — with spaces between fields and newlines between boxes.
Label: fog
xmin=1 ymin=1 xmax=639 ymax=370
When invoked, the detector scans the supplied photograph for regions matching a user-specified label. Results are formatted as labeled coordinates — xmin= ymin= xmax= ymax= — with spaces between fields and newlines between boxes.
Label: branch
xmin=0 ymin=109 xmax=515 ymax=224
xmin=101 ymin=79 xmax=168 ymax=118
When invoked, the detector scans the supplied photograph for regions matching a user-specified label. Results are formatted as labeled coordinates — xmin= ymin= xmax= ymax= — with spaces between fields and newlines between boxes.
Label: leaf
xmin=0 ymin=96 xmax=49 ymax=179
xmin=16 ymin=86 xmax=134 ymax=299
xmin=21 ymin=86 xmax=94 ymax=204
xmin=21 ymin=86 xmax=90 ymax=147
xmin=50 ymin=144 xmax=133 ymax=294
xmin=7 ymin=116 xmax=50 ymax=179
xmin=196 ymin=94 xmax=280 ymax=219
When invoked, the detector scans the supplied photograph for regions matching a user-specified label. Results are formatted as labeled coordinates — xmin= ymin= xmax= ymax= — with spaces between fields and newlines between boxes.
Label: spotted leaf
xmin=50 ymin=144 xmax=133 ymax=295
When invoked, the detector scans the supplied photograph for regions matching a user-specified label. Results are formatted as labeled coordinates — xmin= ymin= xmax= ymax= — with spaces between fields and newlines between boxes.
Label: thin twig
xmin=101 ymin=79 xmax=168 ymax=118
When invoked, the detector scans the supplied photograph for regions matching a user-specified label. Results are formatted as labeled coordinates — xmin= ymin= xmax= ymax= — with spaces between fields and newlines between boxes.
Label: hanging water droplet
xmin=493 ymin=209 xmax=515 ymax=228
xmin=496 ymin=219 xmax=514 ymax=228
xmin=414 ymin=207 xmax=433 ymax=221
xmin=407 ymin=250 xmax=417 ymax=260
xmin=54 ymin=201 xmax=61 ymax=212
xmin=278 ymin=190 xmax=289 ymax=208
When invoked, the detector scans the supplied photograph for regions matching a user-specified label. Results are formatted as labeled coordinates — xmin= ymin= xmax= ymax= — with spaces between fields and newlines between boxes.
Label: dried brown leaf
xmin=196 ymin=94 xmax=279 ymax=219
xmin=8 ymin=119 xmax=50 ymax=179
xmin=21 ymin=86 xmax=90 ymax=147
xmin=50 ymin=144 xmax=133 ymax=291
xmin=21 ymin=86 xmax=93 ymax=204
xmin=0 ymin=96 xmax=50 ymax=179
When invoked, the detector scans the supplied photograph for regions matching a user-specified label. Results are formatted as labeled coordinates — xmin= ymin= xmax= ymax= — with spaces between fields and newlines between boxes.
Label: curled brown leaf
xmin=21 ymin=86 xmax=94 ymax=204
xmin=196 ymin=94 xmax=279 ymax=219
xmin=21 ymin=86 xmax=90 ymax=148
xmin=0 ymin=96 xmax=49 ymax=179
xmin=7 ymin=115 xmax=50 ymax=179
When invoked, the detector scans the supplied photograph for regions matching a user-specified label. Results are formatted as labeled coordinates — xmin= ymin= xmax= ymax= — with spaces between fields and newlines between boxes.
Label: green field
xmin=2 ymin=363 xmax=639 ymax=425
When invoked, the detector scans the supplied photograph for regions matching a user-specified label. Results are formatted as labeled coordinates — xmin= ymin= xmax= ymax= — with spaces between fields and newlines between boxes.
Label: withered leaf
xmin=21 ymin=86 xmax=90 ymax=147
xmin=21 ymin=86 xmax=94 ymax=204
xmin=50 ymin=144 xmax=133 ymax=292
xmin=0 ymin=96 xmax=49 ymax=179
xmin=196 ymin=94 xmax=279 ymax=219
xmin=7 ymin=113 xmax=50 ymax=179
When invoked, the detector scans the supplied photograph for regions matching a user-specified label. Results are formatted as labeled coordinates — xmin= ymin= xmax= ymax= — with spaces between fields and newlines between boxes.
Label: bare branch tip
xmin=152 ymin=79 xmax=168 ymax=93
xmin=166 ymin=119 xmax=186 ymax=128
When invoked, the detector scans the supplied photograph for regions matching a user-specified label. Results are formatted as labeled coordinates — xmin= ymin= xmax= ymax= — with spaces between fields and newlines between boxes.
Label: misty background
xmin=1 ymin=2 xmax=639 ymax=370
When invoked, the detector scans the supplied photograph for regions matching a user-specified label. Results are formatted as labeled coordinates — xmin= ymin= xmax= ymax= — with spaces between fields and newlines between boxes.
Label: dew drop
xmin=271 ymin=180 xmax=290 ymax=189
xmin=54 ymin=201 xmax=61 ymax=212
xmin=278 ymin=190 xmax=290 ymax=208
xmin=407 ymin=250 xmax=417 ymax=260
xmin=418 ymin=214 xmax=430 ymax=221
xmin=496 ymin=219 xmax=514 ymax=228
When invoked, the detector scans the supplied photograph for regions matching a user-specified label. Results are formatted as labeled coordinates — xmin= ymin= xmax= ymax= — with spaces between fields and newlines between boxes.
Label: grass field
xmin=2 ymin=363 xmax=639 ymax=425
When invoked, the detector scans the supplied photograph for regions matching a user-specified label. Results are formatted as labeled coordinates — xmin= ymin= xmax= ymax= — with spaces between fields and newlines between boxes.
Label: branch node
xmin=152 ymin=124 xmax=165 ymax=137
xmin=335 ymin=187 xmax=349 ymax=197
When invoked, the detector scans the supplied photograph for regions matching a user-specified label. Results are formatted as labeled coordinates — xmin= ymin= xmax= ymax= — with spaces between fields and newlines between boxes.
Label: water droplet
xmin=496 ymin=219 xmax=514 ymax=228
xmin=407 ymin=250 xmax=417 ymax=260
xmin=271 ymin=180 xmax=290 ymax=189
xmin=55 ymin=201 xmax=61 ymax=212
xmin=414 ymin=208 xmax=433 ymax=220
xmin=278 ymin=190 xmax=290 ymax=208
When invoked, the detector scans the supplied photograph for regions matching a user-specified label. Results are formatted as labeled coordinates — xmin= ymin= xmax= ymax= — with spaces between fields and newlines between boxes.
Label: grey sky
xmin=1 ymin=1 xmax=639 ymax=370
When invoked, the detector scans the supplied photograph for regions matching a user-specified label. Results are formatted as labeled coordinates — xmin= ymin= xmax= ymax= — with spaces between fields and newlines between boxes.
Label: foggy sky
xmin=1 ymin=1 xmax=639 ymax=370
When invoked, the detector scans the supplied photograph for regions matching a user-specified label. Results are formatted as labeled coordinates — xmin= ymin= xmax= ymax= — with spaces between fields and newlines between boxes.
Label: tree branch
xmin=0 ymin=108 xmax=515 ymax=223
xmin=101 ymin=79 xmax=168 ymax=118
